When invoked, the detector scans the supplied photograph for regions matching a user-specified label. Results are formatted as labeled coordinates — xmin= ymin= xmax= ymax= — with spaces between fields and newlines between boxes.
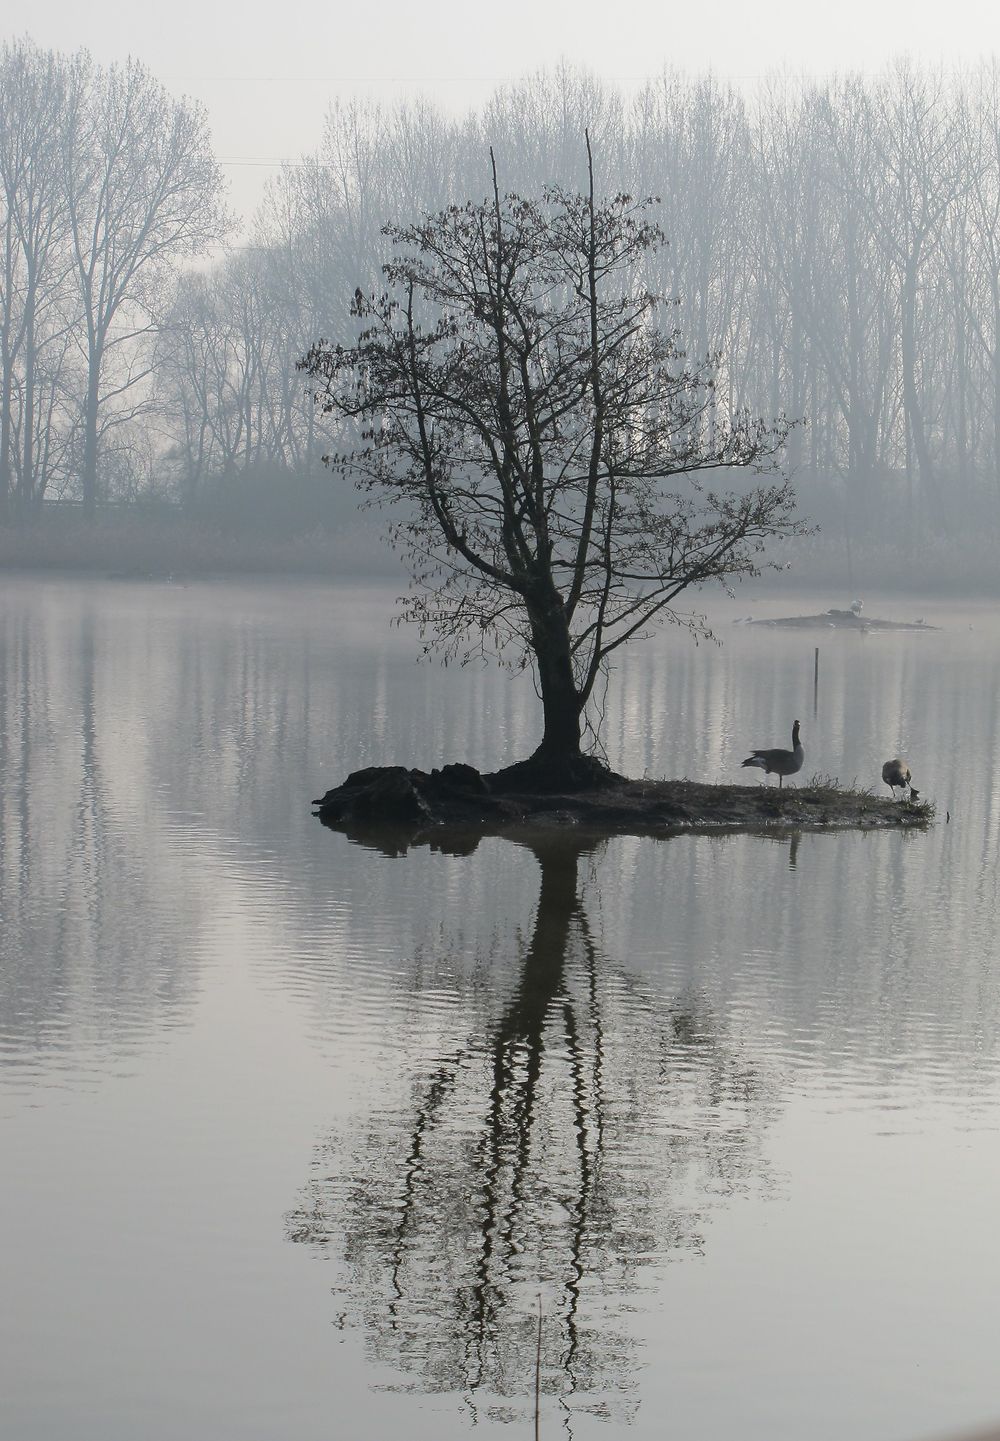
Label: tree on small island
xmin=302 ymin=136 xmax=808 ymax=789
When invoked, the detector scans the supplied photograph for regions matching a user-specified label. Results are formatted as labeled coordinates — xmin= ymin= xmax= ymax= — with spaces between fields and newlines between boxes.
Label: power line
xmin=219 ymin=158 xmax=320 ymax=167
xmin=168 ymin=66 xmax=916 ymax=86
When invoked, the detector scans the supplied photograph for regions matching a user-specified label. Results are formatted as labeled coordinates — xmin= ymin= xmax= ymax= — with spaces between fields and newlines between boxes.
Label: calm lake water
xmin=2 ymin=574 xmax=1000 ymax=1441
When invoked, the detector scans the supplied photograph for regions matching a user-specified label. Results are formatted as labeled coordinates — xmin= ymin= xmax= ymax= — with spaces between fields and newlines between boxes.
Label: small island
xmin=314 ymin=763 xmax=932 ymax=838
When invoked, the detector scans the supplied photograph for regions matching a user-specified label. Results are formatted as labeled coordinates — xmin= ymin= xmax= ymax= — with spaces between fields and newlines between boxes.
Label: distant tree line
xmin=0 ymin=38 xmax=225 ymax=518
xmin=6 ymin=40 xmax=1000 ymax=560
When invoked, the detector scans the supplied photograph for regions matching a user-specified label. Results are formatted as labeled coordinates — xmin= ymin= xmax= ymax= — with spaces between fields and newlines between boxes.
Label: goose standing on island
xmin=882 ymin=757 xmax=919 ymax=801
xmin=742 ymin=720 xmax=804 ymax=789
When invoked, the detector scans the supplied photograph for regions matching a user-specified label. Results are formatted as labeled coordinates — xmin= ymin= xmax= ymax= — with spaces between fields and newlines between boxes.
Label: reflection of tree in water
xmin=288 ymin=832 xmax=775 ymax=1424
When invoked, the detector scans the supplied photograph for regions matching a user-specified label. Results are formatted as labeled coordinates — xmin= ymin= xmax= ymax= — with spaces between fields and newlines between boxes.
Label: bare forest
xmin=4 ymin=39 xmax=1000 ymax=585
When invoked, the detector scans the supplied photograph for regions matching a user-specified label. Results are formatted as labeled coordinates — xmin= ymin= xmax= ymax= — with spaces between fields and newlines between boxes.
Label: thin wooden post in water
xmin=813 ymin=647 xmax=819 ymax=718
xmin=535 ymin=1294 xmax=542 ymax=1440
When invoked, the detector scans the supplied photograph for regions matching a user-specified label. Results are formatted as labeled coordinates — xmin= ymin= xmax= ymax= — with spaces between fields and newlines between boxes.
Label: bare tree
xmin=303 ymin=141 xmax=803 ymax=781
xmin=154 ymin=274 xmax=218 ymax=503
xmin=0 ymin=40 xmax=80 ymax=515
xmin=62 ymin=56 xmax=227 ymax=515
xmin=964 ymin=64 xmax=1000 ymax=500
xmin=867 ymin=66 xmax=964 ymax=511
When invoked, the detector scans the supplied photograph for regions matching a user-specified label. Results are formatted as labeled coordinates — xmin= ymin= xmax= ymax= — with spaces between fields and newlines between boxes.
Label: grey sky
xmin=7 ymin=0 xmax=1000 ymax=224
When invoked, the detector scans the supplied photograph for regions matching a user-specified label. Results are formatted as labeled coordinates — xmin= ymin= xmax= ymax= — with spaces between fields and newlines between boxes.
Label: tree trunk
xmin=0 ymin=306 xmax=12 ymax=521
xmin=0 ymin=361 xmax=11 ymax=520
xmin=900 ymin=260 xmax=935 ymax=501
xmin=527 ymin=589 xmax=583 ymax=762
xmin=81 ymin=363 xmax=100 ymax=518
xmin=488 ymin=580 xmax=620 ymax=794
xmin=22 ymin=280 xmax=36 ymax=513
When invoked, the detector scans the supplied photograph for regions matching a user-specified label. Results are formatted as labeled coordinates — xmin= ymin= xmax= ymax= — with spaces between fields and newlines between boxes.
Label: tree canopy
xmin=302 ymin=139 xmax=806 ymax=780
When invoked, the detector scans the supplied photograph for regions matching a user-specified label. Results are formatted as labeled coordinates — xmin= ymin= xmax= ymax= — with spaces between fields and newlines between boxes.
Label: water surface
xmin=2 ymin=576 xmax=999 ymax=1441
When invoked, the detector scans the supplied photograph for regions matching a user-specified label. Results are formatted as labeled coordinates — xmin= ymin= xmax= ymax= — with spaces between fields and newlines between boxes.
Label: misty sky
xmin=8 ymin=0 xmax=1000 ymax=223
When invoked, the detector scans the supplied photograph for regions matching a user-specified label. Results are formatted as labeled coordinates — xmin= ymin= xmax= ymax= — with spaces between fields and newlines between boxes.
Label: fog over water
xmin=3 ymin=577 xmax=1000 ymax=1440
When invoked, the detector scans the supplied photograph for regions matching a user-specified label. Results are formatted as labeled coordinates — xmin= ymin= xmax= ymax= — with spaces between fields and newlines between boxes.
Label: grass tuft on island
xmin=313 ymin=761 xmax=933 ymax=840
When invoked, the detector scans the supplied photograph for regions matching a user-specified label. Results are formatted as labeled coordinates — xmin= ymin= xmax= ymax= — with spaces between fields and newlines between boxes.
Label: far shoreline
xmin=6 ymin=514 xmax=1000 ymax=597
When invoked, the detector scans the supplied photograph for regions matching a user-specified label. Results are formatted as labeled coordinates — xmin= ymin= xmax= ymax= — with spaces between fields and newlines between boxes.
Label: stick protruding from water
xmin=535 ymin=1293 xmax=542 ymax=1441
xmin=814 ymin=647 xmax=819 ymax=717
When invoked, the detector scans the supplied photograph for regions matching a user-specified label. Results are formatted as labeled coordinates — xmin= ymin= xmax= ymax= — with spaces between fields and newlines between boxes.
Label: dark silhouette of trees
xmin=302 ymin=140 xmax=802 ymax=777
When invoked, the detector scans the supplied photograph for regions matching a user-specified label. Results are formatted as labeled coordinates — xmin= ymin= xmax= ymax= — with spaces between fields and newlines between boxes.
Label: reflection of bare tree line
xmin=0 ymin=602 xmax=200 ymax=1062
xmin=289 ymin=831 xmax=776 ymax=1425
xmin=0 ymin=582 xmax=467 ymax=1065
